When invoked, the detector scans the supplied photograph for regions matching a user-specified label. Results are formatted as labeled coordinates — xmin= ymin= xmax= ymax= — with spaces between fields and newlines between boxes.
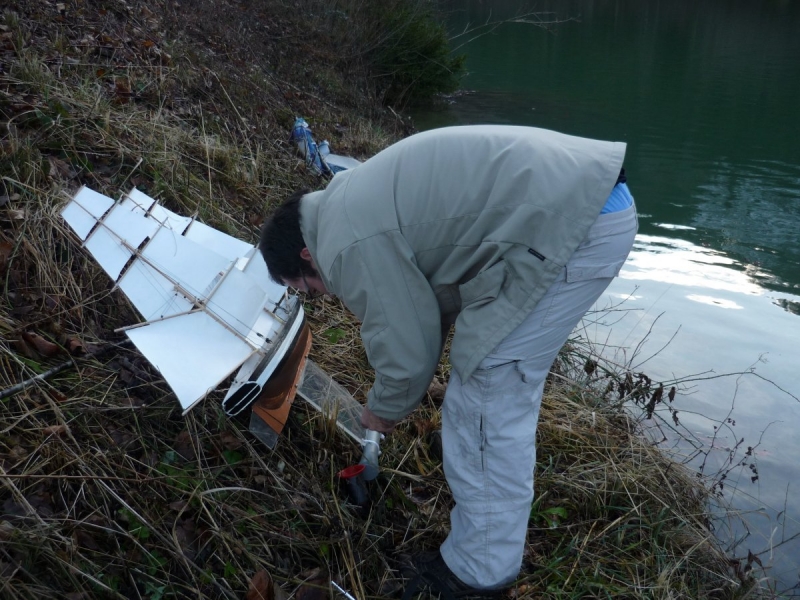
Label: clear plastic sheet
xmin=297 ymin=360 xmax=365 ymax=445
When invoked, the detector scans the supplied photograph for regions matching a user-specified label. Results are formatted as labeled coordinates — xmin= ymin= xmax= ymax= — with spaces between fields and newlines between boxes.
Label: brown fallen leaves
xmin=247 ymin=569 xmax=332 ymax=600
xmin=13 ymin=331 xmax=88 ymax=360
xmin=0 ymin=236 xmax=13 ymax=272
xmin=172 ymin=430 xmax=197 ymax=461
xmin=20 ymin=331 xmax=61 ymax=357
xmin=42 ymin=424 xmax=70 ymax=437
xmin=247 ymin=570 xmax=289 ymax=600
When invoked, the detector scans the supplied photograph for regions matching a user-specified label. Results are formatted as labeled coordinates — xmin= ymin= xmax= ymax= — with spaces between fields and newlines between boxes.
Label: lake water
xmin=411 ymin=0 xmax=800 ymax=592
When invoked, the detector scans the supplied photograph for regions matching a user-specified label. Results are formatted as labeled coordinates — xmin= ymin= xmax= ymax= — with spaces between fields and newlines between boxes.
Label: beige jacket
xmin=300 ymin=125 xmax=626 ymax=420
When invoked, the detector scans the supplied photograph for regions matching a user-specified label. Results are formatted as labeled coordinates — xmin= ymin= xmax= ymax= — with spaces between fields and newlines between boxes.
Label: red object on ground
xmin=338 ymin=464 xmax=366 ymax=479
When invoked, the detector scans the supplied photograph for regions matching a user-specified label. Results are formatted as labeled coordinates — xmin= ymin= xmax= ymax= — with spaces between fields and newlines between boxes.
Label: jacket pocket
xmin=540 ymin=258 xmax=628 ymax=328
xmin=458 ymin=261 xmax=507 ymax=308
xmin=565 ymin=261 xmax=624 ymax=283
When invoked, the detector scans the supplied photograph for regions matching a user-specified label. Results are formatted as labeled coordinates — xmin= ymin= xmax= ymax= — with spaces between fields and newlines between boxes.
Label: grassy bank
xmin=1 ymin=1 xmax=762 ymax=598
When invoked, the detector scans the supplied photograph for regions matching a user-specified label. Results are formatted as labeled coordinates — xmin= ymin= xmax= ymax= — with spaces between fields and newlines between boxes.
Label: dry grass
xmin=0 ymin=2 xmax=769 ymax=599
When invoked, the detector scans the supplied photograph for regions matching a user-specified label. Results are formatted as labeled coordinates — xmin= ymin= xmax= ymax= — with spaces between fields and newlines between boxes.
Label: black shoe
xmin=402 ymin=551 xmax=507 ymax=600
xmin=426 ymin=430 xmax=443 ymax=462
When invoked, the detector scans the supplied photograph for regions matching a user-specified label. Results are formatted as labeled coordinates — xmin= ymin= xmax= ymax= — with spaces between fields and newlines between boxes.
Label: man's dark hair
xmin=259 ymin=188 xmax=317 ymax=284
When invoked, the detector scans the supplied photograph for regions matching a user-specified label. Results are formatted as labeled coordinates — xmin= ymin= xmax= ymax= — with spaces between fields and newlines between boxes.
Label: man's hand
xmin=361 ymin=406 xmax=399 ymax=434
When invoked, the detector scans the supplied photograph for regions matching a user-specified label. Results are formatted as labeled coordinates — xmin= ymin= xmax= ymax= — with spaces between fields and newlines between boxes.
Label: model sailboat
xmin=61 ymin=186 xmax=306 ymax=423
xmin=61 ymin=143 xmax=373 ymax=458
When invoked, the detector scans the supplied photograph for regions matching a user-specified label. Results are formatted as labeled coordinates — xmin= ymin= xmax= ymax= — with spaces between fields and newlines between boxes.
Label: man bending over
xmin=260 ymin=125 xmax=638 ymax=596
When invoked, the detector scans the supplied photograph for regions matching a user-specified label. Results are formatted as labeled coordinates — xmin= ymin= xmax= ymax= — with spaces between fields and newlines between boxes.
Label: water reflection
xmin=622 ymin=234 xmax=764 ymax=297
xmin=690 ymin=158 xmax=800 ymax=291
xmin=775 ymin=298 xmax=800 ymax=316
xmin=685 ymin=295 xmax=742 ymax=310
xmin=653 ymin=223 xmax=695 ymax=231
xmin=597 ymin=236 xmax=800 ymax=589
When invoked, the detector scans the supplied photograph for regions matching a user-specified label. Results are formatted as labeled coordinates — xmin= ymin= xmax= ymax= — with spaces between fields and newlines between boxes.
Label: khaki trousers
xmin=440 ymin=203 xmax=638 ymax=588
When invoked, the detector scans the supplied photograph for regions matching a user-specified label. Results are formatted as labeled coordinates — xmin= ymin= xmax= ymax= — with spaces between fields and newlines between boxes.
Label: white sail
xmin=61 ymin=186 xmax=304 ymax=414
xmin=121 ymin=187 xmax=157 ymax=214
xmin=117 ymin=257 xmax=195 ymax=322
xmin=240 ymin=246 xmax=286 ymax=302
xmin=84 ymin=202 xmax=161 ymax=279
xmin=148 ymin=201 xmax=193 ymax=233
xmin=62 ymin=187 xmax=115 ymax=240
xmin=184 ymin=220 xmax=253 ymax=261
xmin=205 ymin=267 xmax=276 ymax=344
xmin=140 ymin=227 xmax=231 ymax=299
xmin=126 ymin=311 xmax=256 ymax=412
